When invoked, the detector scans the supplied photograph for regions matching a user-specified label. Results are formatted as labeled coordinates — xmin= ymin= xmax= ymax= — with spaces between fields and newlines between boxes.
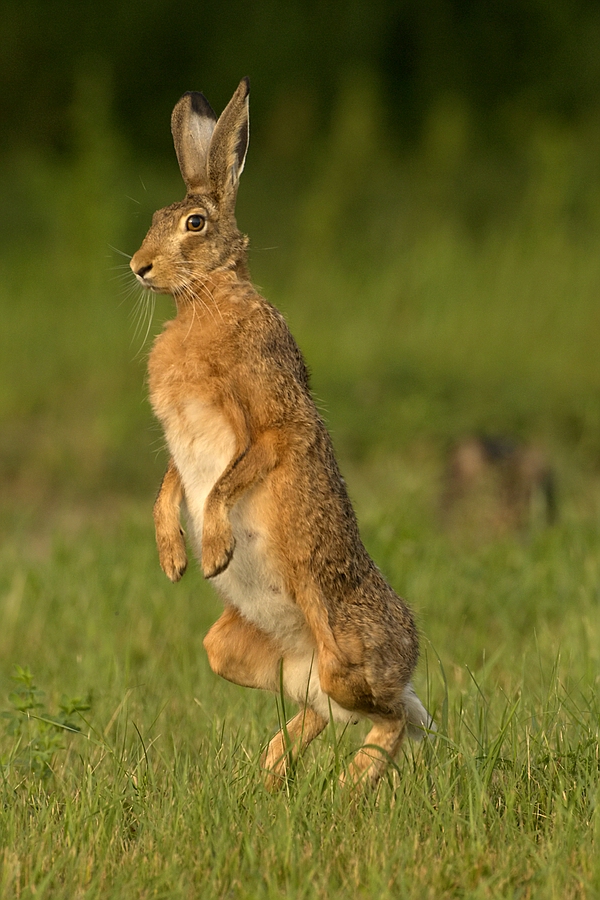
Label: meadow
xmin=0 ymin=86 xmax=599 ymax=897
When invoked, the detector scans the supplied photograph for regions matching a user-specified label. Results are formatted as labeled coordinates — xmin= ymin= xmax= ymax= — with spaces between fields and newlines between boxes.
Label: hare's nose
xmin=134 ymin=262 xmax=153 ymax=279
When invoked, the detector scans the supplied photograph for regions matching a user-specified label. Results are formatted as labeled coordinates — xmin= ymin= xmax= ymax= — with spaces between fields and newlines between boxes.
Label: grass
xmin=0 ymin=479 xmax=598 ymax=898
xmin=1 ymin=97 xmax=600 ymax=895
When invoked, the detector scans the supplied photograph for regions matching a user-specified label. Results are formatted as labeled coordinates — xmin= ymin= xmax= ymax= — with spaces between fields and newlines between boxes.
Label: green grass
xmin=0 ymin=479 xmax=599 ymax=898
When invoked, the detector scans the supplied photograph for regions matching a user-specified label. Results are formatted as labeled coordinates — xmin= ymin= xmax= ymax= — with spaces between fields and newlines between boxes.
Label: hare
xmin=130 ymin=78 xmax=433 ymax=788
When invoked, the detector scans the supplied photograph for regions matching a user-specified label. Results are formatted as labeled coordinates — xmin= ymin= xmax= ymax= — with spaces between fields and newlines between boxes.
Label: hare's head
xmin=130 ymin=78 xmax=250 ymax=296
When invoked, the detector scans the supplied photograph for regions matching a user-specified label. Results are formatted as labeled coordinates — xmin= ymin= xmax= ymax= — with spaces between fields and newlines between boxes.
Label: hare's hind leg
xmin=262 ymin=707 xmax=327 ymax=790
xmin=203 ymin=607 xmax=327 ymax=789
xmin=340 ymin=715 xmax=407 ymax=789
xmin=203 ymin=605 xmax=282 ymax=691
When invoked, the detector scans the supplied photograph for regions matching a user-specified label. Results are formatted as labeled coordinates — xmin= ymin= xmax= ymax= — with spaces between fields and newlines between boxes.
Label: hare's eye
xmin=186 ymin=214 xmax=206 ymax=232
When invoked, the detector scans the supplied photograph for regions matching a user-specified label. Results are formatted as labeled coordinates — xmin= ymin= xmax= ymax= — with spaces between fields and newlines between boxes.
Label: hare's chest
xmin=160 ymin=396 xmax=237 ymax=532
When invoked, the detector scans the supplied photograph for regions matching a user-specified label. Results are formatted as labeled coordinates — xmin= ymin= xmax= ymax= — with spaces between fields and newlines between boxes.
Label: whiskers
xmin=108 ymin=244 xmax=133 ymax=260
xmin=169 ymin=262 xmax=223 ymax=336
xmin=130 ymin=285 xmax=157 ymax=356
xmin=111 ymin=246 xmax=223 ymax=354
xmin=107 ymin=244 xmax=160 ymax=356
xmin=148 ymin=426 xmax=169 ymax=460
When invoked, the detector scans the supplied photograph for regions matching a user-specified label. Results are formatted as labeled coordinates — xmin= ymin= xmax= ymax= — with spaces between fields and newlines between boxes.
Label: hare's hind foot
xmin=261 ymin=707 xmax=327 ymax=791
xmin=339 ymin=717 xmax=406 ymax=789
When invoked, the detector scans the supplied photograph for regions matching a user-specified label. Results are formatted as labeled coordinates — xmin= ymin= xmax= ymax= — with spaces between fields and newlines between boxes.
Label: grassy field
xmin=0 ymin=484 xmax=599 ymax=898
xmin=1 ymin=109 xmax=600 ymax=896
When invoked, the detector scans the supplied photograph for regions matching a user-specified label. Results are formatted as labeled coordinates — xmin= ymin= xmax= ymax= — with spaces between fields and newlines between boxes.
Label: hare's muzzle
xmin=130 ymin=254 xmax=155 ymax=288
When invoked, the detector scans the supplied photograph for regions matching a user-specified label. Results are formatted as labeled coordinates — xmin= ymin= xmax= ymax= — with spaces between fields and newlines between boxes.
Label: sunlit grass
xmin=0 ymin=495 xmax=598 ymax=898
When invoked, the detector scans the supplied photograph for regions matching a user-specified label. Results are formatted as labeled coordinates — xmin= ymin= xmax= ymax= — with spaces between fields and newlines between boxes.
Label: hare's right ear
xmin=171 ymin=91 xmax=217 ymax=193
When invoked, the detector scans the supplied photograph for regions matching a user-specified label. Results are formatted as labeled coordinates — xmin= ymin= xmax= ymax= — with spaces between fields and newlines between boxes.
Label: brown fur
xmin=130 ymin=79 xmax=432 ymax=788
xmin=153 ymin=459 xmax=187 ymax=582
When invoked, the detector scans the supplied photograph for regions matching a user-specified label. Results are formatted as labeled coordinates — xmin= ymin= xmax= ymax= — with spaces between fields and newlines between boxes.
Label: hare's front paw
xmin=157 ymin=528 xmax=188 ymax=582
xmin=202 ymin=520 xmax=236 ymax=579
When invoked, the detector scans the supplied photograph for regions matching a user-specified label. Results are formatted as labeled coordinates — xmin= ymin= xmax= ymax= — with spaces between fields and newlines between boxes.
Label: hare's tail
xmin=403 ymin=682 xmax=436 ymax=741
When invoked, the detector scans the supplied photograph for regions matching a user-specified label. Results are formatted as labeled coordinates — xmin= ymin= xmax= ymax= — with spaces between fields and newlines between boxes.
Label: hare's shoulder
xmin=240 ymin=297 xmax=311 ymax=390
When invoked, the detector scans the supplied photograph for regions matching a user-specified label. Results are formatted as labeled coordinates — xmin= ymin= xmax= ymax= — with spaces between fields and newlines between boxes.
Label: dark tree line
xmin=2 ymin=0 xmax=600 ymax=160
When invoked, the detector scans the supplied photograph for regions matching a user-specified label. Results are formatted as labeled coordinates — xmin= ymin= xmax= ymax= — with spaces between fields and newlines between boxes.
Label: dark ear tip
xmin=240 ymin=76 xmax=250 ymax=97
xmin=188 ymin=91 xmax=217 ymax=120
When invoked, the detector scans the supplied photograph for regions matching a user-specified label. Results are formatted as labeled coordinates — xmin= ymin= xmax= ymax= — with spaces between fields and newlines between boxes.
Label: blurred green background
xmin=1 ymin=0 xmax=600 ymax=514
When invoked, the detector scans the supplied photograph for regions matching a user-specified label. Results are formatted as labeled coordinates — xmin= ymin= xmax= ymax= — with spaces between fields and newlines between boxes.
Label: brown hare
xmin=130 ymin=78 xmax=434 ymax=788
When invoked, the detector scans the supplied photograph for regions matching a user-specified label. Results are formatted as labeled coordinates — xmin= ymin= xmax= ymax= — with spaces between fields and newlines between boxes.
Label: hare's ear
xmin=171 ymin=91 xmax=217 ymax=193
xmin=207 ymin=77 xmax=250 ymax=206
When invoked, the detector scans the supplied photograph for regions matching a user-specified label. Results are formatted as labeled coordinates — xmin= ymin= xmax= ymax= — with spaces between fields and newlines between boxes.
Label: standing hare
xmin=130 ymin=78 xmax=433 ymax=788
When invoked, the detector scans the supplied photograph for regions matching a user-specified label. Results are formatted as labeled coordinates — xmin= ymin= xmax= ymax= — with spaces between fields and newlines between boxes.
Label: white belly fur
xmin=163 ymin=398 xmax=357 ymax=724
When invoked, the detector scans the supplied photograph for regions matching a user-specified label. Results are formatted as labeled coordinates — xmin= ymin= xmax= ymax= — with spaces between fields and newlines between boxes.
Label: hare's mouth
xmin=137 ymin=279 xmax=162 ymax=293
xmin=134 ymin=272 xmax=164 ymax=293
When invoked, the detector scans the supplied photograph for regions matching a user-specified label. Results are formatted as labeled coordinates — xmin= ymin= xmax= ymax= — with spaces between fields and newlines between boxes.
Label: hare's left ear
xmin=171 ymin=91 xmax=217 ymax=193
xmin=207 ymin=77 xmax=250 ymax=206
